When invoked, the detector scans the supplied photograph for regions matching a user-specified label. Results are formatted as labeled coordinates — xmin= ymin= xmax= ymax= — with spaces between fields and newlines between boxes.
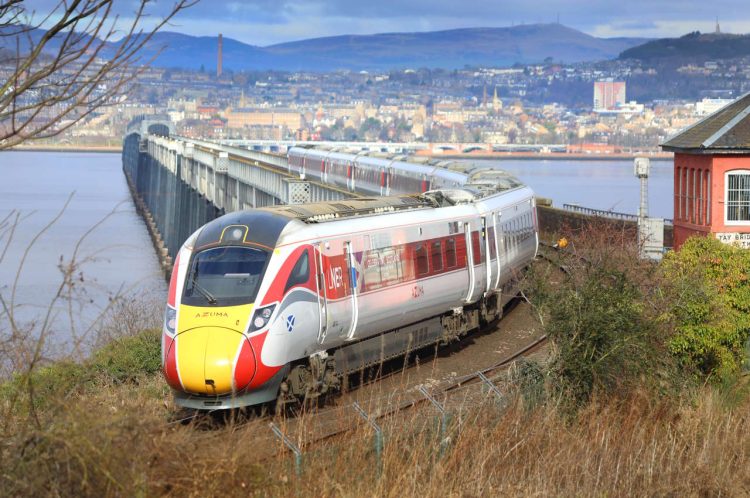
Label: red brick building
xmin=662 ymin=93 xmax=750 ymax=249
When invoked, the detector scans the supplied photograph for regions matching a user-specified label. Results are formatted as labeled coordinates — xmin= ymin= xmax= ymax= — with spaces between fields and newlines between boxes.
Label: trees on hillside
xmin=0 ymin=0 xmax=195 ymax=150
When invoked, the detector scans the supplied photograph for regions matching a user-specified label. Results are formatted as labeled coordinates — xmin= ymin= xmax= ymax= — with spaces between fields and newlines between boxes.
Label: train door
xmin=344 ymin=240 xmax=360 ymax=340
xmin=386 ymin=159 xmax=396 ymax=196
xmin=493 ymin=212 xmax=502 ymax=290
xmin=347 ymin=160 xmax=356 ymax=191
xmin=315 ymin=238 xmax=362 ymax=346
xmin=314 ymin=242 xmax=329 ymax=343
xmin=464 ymin=222 xmax=475 ymax=303
xmin=483 ymin=216 xmax=493 ymax=295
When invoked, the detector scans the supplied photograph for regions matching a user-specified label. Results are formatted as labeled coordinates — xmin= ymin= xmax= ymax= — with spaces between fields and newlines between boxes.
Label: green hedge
xmin=661 ymin=237 xmax=750 ymax=380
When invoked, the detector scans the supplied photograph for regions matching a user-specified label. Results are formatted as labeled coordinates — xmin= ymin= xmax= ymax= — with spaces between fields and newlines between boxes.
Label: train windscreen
xmin=182 ymin=246 xmax=269 ymax=306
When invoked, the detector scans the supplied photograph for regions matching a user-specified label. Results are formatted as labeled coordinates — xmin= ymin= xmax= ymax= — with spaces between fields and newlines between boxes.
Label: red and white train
xmin=287 ymin=146 xmax=469 ymax=196
xmin=162 ymin=161 xmax=538 ymax=410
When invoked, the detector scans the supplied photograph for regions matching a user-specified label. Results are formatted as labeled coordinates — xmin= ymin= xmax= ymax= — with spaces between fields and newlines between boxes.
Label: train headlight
xmin=164 ymin=305 xmax=177 ymax=336
xmin=249 ymin=304 xmax=276 ymax=332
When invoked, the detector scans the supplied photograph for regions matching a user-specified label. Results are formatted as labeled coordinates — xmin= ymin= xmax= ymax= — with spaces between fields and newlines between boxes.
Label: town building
xmin=593 ymin=80 xmax=626 ymax=111
xmin=662 ymin=92 xmax=750 ymax=249
xmin=225 ymin=107 xmax=303 ymax=130
xmin=695 ymin=98 xmax=734 ymax=116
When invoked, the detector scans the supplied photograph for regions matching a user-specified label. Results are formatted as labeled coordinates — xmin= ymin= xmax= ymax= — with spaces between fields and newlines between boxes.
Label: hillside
xmin=620 ymin=31 xmax=750 ymax=62
xmin=255 ymin=24 xmax=648 ymax=71
xmin=1 ymin=23 xmax=648 ymax=71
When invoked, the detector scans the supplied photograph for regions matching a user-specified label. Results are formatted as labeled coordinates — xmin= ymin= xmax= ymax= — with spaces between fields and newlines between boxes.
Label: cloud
xmin=18 ymin=0 xmax=750 ymax=45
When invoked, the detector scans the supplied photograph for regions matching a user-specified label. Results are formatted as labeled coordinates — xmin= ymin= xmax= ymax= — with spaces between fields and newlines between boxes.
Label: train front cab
xmin=162 ymin=214 xmax=299 ymax=410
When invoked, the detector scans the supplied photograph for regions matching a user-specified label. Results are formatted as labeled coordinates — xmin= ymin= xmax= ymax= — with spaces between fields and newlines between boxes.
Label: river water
xmin=0 ymin=151 xmax=166 ymax=352
xmin=0 ymin=152 xmax=674 ymax=350
xmin=465 ymin=158 xmax=674 ymax=220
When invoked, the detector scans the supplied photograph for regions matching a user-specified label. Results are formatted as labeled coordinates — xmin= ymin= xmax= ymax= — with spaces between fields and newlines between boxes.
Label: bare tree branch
xmin=0 ymin=0 xmax=197 ymax=149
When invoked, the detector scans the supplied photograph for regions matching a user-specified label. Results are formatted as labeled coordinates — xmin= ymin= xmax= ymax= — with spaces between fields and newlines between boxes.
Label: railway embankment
xmin=536 ymin=203 xmax=674 ymax=248
xmin=2 ymin=225 xmax=749 ymax=496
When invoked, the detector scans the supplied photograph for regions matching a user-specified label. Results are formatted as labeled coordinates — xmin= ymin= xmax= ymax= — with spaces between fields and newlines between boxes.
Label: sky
xmin=20 ymin=0 xmax=750 ymax=46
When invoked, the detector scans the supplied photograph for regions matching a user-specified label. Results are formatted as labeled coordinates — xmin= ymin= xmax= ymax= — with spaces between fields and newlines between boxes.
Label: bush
xmin=90 ymin=328 xmax=162 ymax=383
xmin=661 ymin=236 xmax=750 ymax=381
xmin=0 ymin=360 xmax=92 ymax=415
xmin=525 ymin=221 xmax=670 ymax=409
xmin=544 ymin=266 xmax=658 ymax=407
xmin=1 ymin=329 xmax=162 ymax=416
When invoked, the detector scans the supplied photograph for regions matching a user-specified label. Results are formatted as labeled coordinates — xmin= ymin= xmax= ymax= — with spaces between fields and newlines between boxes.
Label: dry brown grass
xmin=2 ymin=214 xmax=747 ymax=497
xmin=2 ymin=372 xmax=749 ymax=497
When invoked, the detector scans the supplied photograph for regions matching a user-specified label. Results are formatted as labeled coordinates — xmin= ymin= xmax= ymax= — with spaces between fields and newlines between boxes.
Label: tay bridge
xmin=122 ymin=116 xmax=659 ymax=274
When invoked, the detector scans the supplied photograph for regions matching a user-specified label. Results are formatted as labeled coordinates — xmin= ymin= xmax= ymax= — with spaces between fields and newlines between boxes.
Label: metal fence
xmin=563 ymin=203 xmax=673 ymax=226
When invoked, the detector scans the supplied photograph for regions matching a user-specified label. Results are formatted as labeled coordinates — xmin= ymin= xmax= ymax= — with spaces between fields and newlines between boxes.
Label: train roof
xmin=192 ymin=181 xmax=533 ymax=253
xmin=194 ymin=209 xmax=292 ymax=251
xmin=288 ymin=146 xmax=526 ymax=190
xmin=259 ymin=181 xmax=529 ymax=225
xmin=259 ymin=195 xmax=435 ymax=223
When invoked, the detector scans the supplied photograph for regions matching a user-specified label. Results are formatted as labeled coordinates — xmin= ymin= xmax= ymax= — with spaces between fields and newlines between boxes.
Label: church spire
xmin=716 ymin=16 xmax=721 ymax=34
xmin=492 ymin=86 xmax=501 ymax=112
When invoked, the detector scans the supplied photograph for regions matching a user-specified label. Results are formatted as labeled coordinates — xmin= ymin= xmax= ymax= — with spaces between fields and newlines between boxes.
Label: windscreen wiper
xmin=191 ymin=278 xmax=217 ymax=305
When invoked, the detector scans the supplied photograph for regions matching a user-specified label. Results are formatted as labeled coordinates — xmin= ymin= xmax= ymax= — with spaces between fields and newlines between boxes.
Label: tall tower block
xmin=217 ymin=33 xmax=223 ymax=77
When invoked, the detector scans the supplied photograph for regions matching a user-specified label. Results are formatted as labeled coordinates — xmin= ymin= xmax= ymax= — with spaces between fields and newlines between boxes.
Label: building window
xmin=677 ymin=166 xmax=683 ymax=221
xmin=725 ymin=171 xmax=750 ymax=224
xmin=697 ymin=169 xmax=703 ymax=225
xmin=683 ymin=167 xmax=689 ymax=222
xmin=706 ymin=171 xmax=711 ymax=224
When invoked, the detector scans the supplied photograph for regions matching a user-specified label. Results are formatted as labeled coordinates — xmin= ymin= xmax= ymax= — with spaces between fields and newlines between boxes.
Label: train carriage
xmin=162 ymin=154 xmax=538 ymax=410
xmin=288 ymin=146 xmax=468 ymax=196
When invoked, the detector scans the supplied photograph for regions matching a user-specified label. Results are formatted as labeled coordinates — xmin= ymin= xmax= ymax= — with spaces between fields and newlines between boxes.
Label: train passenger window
xmin=471 ymin=231 xmax=482 ymax=265
xmin=415 ymin=244 xmax=429 ymax=276
xmin=380 ymin=247 xmax=404 ymax=284
xmin=431 ymin=241 xmax=443 ymax=272
xmin=363 ymin=249 xmax=383 ymax=290
xmin=445 ymin=238 xmax=457 ymax=268
xmin=284 ymin=250 xmax=310 ymax=293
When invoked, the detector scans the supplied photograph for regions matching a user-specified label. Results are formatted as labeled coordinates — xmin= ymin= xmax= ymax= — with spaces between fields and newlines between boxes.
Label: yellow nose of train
xmin=171 ymin=304 xmax=255 ymax=395
xmin=176 ymin=327 xmax=249 ymax=394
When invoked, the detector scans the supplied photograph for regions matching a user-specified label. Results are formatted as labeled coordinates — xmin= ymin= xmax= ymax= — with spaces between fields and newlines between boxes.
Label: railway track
xmin=286 ymin=332 xmax=548 ymax=447
xmin=166 ymin=299 xmax=544 ymax=429
xmin=167 ymin=316 xmax=548 ymax=464
xmin=169 ymin=245 xmax=568 ymax=457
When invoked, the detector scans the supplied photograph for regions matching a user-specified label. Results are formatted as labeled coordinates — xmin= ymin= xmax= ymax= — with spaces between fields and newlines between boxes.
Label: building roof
xmin=662 ymin=92 xmax=750 ymax=153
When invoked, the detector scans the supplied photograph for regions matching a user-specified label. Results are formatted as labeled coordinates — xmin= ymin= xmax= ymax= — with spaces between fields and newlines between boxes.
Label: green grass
xmin=1 ymin=329 xmax=162 ymax=414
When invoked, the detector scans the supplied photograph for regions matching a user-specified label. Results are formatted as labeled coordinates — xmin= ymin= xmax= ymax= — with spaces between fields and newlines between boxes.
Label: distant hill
xmin=1 ymin=23 xmax=648 ymax=71
xmin=620 ymin=31 xmax=750 ymax=62
xmin=248 ymin=24 xmax=648 ymax=71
